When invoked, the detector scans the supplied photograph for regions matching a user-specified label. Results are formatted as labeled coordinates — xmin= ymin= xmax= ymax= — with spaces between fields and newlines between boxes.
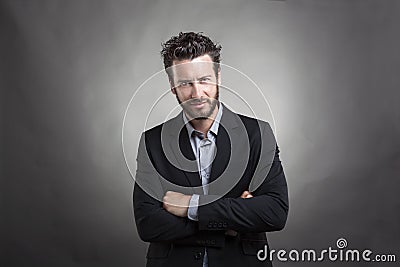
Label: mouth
xmin=189 ymin=100 xmax=208 ymax=108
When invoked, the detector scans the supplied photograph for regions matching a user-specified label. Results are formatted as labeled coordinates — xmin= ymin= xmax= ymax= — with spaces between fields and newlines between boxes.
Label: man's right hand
xmin=240 ymin=190 xmax=253 ymax=199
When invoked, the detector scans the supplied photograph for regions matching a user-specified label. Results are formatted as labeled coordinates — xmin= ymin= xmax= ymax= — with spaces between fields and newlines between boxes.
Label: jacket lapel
xmin=164 ymin=113 xmax=202 ymax=190
xmin=208 ymin=104 xmax=249 ymax=195
xmin=209 ymin=125 xmax=231 ymax=184
xmin=177 ymin=127 xmax=202 ymax=188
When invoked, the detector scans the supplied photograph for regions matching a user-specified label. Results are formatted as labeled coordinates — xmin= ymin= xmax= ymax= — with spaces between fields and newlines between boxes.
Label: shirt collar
xmin=183 ymin=102 xmax=223 ymax=138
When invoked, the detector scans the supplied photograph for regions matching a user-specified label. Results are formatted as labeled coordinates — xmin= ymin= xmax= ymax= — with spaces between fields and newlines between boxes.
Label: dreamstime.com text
xmin=257 ymin=238 xmax=396 ymax=263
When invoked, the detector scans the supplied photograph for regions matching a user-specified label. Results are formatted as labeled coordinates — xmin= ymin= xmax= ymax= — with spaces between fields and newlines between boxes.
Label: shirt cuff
xmin=187 ymin=194 xmax=200 ymax=221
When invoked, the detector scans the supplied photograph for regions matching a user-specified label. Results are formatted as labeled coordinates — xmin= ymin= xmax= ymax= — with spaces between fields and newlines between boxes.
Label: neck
xmin=187 ymin=106 xmax=219 ymax=136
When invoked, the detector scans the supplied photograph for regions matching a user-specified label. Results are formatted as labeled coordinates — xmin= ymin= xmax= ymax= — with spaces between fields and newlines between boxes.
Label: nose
xmin=191 ymin=82 xmax=202 ymax=98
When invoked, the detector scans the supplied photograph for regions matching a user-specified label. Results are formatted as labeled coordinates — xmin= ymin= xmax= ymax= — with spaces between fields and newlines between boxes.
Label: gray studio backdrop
xmin=2 ymin=0 xmax=399 ymax=266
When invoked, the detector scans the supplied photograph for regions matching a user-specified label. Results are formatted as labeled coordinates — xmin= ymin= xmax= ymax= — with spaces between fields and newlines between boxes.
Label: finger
xmin=241 ymin=191 xmax=250 ymax=198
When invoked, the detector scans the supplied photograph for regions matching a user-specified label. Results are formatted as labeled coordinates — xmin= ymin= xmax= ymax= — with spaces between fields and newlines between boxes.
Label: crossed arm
xmin=162 ymin=190 xmax=253 ymax=217
xmin=133 ymin=132 xmax=288 ymax=243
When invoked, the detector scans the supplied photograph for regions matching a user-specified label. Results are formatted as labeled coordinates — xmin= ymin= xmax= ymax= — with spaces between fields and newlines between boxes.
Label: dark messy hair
xmin=161 ymin=32 xmax=222 ymax=82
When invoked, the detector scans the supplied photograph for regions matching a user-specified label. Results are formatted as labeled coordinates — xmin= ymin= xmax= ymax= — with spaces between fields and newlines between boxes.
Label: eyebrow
xmin=199 ymin=75 xmax=212 ymax=79
xmin=177 ymin=79 xmax=192 ymax=83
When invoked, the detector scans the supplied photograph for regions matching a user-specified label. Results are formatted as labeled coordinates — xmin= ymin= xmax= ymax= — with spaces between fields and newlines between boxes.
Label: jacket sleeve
xmin=133 ymin=133 xmax=199 ymax=242
xmin=197 ymin=123 xmax=289 ymax=233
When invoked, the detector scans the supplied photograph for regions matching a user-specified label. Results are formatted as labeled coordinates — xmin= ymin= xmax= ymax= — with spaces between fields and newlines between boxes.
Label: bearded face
xmin=170 ymin=54 xmax=220 ymax=120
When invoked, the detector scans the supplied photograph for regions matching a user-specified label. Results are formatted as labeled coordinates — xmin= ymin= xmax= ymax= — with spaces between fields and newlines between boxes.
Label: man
xmin=133 ymin=32 xmax=288 ymax=267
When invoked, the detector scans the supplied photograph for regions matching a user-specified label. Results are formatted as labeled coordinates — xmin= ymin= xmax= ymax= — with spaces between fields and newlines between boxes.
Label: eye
xmin=199 ymin=78 xmax=211 ymax=84
xmin=178 ymin=81 xmax=190 ymax=87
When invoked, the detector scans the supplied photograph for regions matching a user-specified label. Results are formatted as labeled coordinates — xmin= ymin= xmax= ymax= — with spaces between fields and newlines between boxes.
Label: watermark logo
xmin=257 ymin=238 xmax=397 ymax=263
xmin=336 ymin=238 xmax=347 ymax=249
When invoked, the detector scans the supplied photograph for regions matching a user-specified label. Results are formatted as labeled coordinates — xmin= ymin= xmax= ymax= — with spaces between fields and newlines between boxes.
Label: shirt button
xmin=194 ymin=251 xmax=203 ymax=260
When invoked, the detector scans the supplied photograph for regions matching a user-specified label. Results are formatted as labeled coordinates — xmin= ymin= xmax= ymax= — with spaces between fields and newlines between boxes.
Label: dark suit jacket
xmin=133 ymin=103 xmax=288 ymax=267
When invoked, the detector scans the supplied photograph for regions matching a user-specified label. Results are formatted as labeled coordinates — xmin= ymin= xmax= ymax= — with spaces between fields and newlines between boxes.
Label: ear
xmin=169 ymin=80 xmax=176 ymax=94
xmin=217 ymin=67 xmax=221 ymax=85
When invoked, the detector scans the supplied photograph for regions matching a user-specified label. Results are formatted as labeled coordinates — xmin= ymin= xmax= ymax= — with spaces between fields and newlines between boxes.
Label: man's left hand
xmin=163 ymin=191 xmax=191 ymax=217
